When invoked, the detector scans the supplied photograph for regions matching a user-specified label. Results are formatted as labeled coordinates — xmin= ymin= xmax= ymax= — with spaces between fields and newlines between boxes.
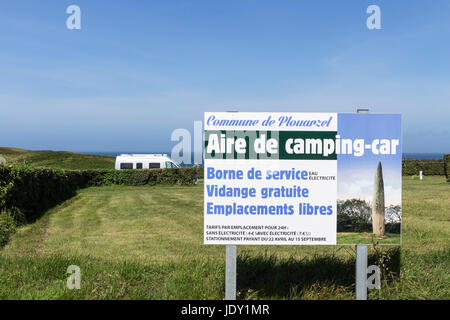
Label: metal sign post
xmin=355 ymin=244 xmax=368 ymax=300
xmin=355 ymin=108 xmax=369 ymax=300
xmin=225 ymin=110 xmax=238 ymax=301
xmin=225 ymin=245 xmax=237 ymax=300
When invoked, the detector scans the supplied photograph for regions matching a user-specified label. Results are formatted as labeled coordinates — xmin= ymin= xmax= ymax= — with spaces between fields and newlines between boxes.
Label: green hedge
xmin=0 ymin=211 xmax=16 ymax=247
xmin=0 ymin=164 xmax=200 ymax=224
xmin=0 ymin=165 xmax=87 ymax=222
xmin=402 ymin=159 xmax=445 ymax=175
xmin=84 ymin=167 xmax=199 ymax=186
xmin=444 ymin=154 xmax=450 ymax=182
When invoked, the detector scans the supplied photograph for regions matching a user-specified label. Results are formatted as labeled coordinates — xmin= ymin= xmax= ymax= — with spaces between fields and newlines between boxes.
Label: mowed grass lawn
xmin=0 ymin=177 xmax=449 ymax=299
xmin=337 ymin=232 xmax=401 ymax=245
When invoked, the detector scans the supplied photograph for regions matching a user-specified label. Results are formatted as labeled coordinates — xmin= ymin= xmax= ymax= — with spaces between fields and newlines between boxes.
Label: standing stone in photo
xmin=372 ymin=161 xmax=385 ymax=236
xmin=0 ymin=157 xmax=6 ymax=165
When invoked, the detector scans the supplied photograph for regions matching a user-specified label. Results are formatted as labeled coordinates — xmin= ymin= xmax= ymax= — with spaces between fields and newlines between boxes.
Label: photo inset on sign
xmin=336 ymin=114 xmax=402 ymax=245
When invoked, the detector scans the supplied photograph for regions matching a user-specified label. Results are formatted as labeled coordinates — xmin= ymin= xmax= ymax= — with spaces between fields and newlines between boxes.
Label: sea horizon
xmin=77 ymin=151 xmax=446 ymax=160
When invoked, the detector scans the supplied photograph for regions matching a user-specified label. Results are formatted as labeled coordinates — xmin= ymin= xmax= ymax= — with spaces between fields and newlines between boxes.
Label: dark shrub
xmin=0 ymin=211 xmax=16 ymax=247
xmin=385 ymin=222 xmax=401 ymax=234
xmin=402 ymin=159 xmax=444 ymax=175
xmin=337 ymin=199 xmax=372 ymax=232
xmin=444 ymin=154 xmax=450 ymax=182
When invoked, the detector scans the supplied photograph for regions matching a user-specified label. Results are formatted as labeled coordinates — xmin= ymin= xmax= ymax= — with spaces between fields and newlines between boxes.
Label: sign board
xmin=204 ymin=112 xmax=402 ymax=246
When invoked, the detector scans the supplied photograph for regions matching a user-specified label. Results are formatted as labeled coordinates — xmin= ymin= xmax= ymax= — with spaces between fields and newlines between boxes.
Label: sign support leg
xmin=355 ymin=109 xmax=369 ymax=300
xmin=225 ymin=244 xmax=237 ymax=300
xmin=355 ymin=244 xmax=368 ymax=300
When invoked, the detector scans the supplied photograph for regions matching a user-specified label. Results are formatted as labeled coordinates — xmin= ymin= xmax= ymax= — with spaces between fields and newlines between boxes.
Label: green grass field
xmin=0 ymin=147 xmax=115 ymax=170
xmin=337 ymin=232 xmax=401 ymax=245
xmin=0 ymin=176 xmax=448 ymax=299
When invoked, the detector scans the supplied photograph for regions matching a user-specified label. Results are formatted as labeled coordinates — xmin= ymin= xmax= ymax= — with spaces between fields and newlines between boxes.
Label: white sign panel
xmin=204 ymin=112 xmax=338 ymax=245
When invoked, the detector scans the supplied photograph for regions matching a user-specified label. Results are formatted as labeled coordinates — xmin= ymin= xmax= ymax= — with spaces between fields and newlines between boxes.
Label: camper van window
xmin=165 ymin=161 xmax=174 ymax=168
xmin=120 ymin=163 xmax=133 ymax=170
xmin=136 ymin=163 xmax=143 ymax=169
xmin=149 ymin=163 xmax=160 ymax=169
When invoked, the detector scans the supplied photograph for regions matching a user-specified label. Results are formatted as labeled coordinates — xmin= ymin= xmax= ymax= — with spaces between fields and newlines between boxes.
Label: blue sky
xmin=0 ymin=1 xmax=449 ymax=152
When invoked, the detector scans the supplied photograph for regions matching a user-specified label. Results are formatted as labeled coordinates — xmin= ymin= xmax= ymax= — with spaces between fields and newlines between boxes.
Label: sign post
xmin=355 ymin=244 xmax=368 ymax=300
xmin=225 ymin=244 xmax=237 ymax=300
xmin=224 ymin=111 xmax=238 ymax=301
xmin=355 ymin=108 xmax=368 ymax=301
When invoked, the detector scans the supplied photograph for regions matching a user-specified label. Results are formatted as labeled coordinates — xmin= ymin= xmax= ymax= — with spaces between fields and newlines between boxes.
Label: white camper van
xmin=115 ymin=154 xmax=179 ymax=170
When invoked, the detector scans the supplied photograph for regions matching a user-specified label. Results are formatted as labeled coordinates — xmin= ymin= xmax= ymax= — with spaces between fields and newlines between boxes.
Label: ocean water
xmin=82 ymin=151 xmax=172 ymax=157
xmin=80 ymin=151 xmax=203 ymax=167
xmin=402 ymin=153 xmax=444 ymax=159
xmin=79 ymin=151 xmax=445 ymax=165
